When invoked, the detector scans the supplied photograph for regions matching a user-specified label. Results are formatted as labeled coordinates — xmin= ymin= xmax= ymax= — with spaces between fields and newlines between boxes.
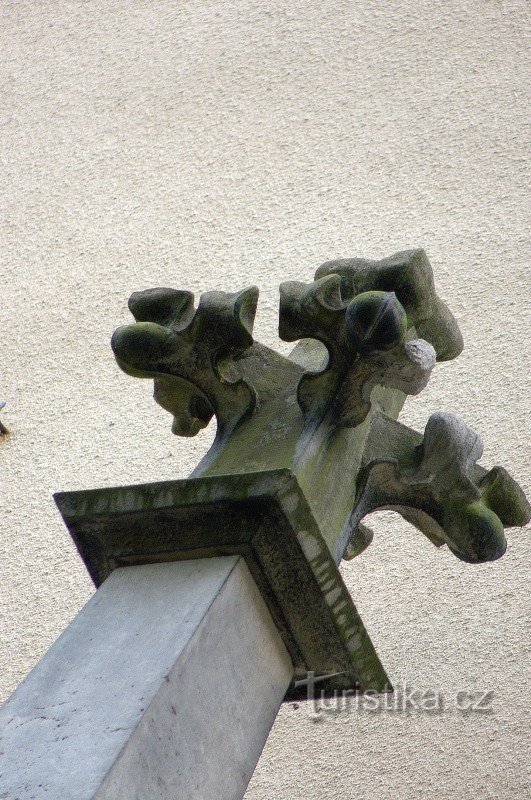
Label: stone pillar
xmin=0 ymin=557 xmax=292 ymax=800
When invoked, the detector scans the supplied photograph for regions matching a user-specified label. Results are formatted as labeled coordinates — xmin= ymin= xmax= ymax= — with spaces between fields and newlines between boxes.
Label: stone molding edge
xmin=55 ymin=469 xmax=390 ymax=699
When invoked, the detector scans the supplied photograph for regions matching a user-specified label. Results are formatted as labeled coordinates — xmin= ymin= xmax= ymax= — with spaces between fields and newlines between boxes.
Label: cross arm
xmin=343 ymin=412 xmax=531 ymax=563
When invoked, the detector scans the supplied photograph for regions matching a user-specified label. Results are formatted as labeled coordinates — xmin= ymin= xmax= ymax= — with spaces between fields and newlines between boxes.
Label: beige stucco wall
xmin=1 ymin=2 xmax=529 ymax=798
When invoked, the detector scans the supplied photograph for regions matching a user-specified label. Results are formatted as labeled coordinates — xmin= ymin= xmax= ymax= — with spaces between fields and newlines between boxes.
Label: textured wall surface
xmin=1 ymin=2 xmax=529 ymax=798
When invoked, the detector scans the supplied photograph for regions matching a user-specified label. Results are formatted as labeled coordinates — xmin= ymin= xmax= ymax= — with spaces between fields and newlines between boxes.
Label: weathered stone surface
xmin=13 ymin=252 xmax=502 ymax=736
xmin=107 ymin=250 xmax=527 ymax=575
xmin=0 ymin=558 xmax=292 ymax=800
xmin=112 ymin=286 xmax=259 ymax=436
xmin=55 ymin=469 xmax=390 ymax=695
xmin=343 ymin=412 xmax=531 ymax=564
xmin=96 ymin=250 xmax=531 ymax=684
xmin=315 ymin=248 xmax=464 ymax=361
xmin=279 ymin=275 xmax=436 ymax=428
xmin=345 ymin=290 xmax=408 ymax=353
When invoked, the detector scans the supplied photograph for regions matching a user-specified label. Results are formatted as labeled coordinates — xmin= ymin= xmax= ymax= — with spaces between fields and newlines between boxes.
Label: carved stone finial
xmin=58 ymin=248 xmax=529 ymax=696
xmin=111 ymin=286 xmax=259 ymax=436
xmin=109 ymin=250 xmax=528 ymax=573
xmin=315 ymin=248 xmax=464 ymax=361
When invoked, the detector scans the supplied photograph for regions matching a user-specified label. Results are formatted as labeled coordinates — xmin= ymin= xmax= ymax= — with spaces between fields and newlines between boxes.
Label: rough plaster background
xmin=1 ymin=1 xmax=529 ymax=798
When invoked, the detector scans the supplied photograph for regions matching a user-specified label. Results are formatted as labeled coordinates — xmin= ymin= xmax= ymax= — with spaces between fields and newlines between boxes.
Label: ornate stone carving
xmin=315 ymin=248 xmax=464 ymax=361
xmin=55 ymin=247 xmax=529 ymax=696
xmin=50 ymin=246 xmax=530 ymax=702
xmin=347 ymin=412 xmax=530 ymax=563
xmin=279 ymin=248 xmax=462 ymax=430
xmin=109 ymin=250 xmax=529 ymax=572
xmin=111 ymin=286 xmax=258 ymax=436
xmin=279 ymin=275 xmax=436 ymax=427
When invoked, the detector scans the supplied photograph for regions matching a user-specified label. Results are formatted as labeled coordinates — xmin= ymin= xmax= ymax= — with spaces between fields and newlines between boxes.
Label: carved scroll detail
xmin=315 ymin=248 xmax=463 ymax=361
xmin=279 ymin=266 xmax=436 ymax=427
xmin=111 ymin=286 xmax=259 ymax=436
xmin=347 ymin=412 xmax=531 ymax=563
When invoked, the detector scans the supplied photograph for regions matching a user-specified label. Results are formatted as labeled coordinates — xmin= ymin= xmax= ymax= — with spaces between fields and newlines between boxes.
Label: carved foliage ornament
xmin=111 ymin=249 xmax=529 ymax=566
xmin=112 ymin=286 xmax=258 ymax=436
xmin=347 ymin=412 xmax=529 ymax=563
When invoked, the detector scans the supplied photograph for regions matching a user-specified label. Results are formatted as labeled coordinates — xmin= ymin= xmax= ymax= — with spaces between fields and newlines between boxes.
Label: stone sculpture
xmin=111 ymin=248 xmax=529 ymax=569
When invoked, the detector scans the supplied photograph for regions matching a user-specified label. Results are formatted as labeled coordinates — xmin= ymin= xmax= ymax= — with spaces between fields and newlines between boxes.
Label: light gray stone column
xmin=0 ymin=556 xmax=293 ymax=800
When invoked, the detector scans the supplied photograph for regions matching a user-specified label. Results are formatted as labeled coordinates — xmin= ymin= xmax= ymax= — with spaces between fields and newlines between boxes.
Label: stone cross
xmin=0 ymin=250 xmax=529 ymax=800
